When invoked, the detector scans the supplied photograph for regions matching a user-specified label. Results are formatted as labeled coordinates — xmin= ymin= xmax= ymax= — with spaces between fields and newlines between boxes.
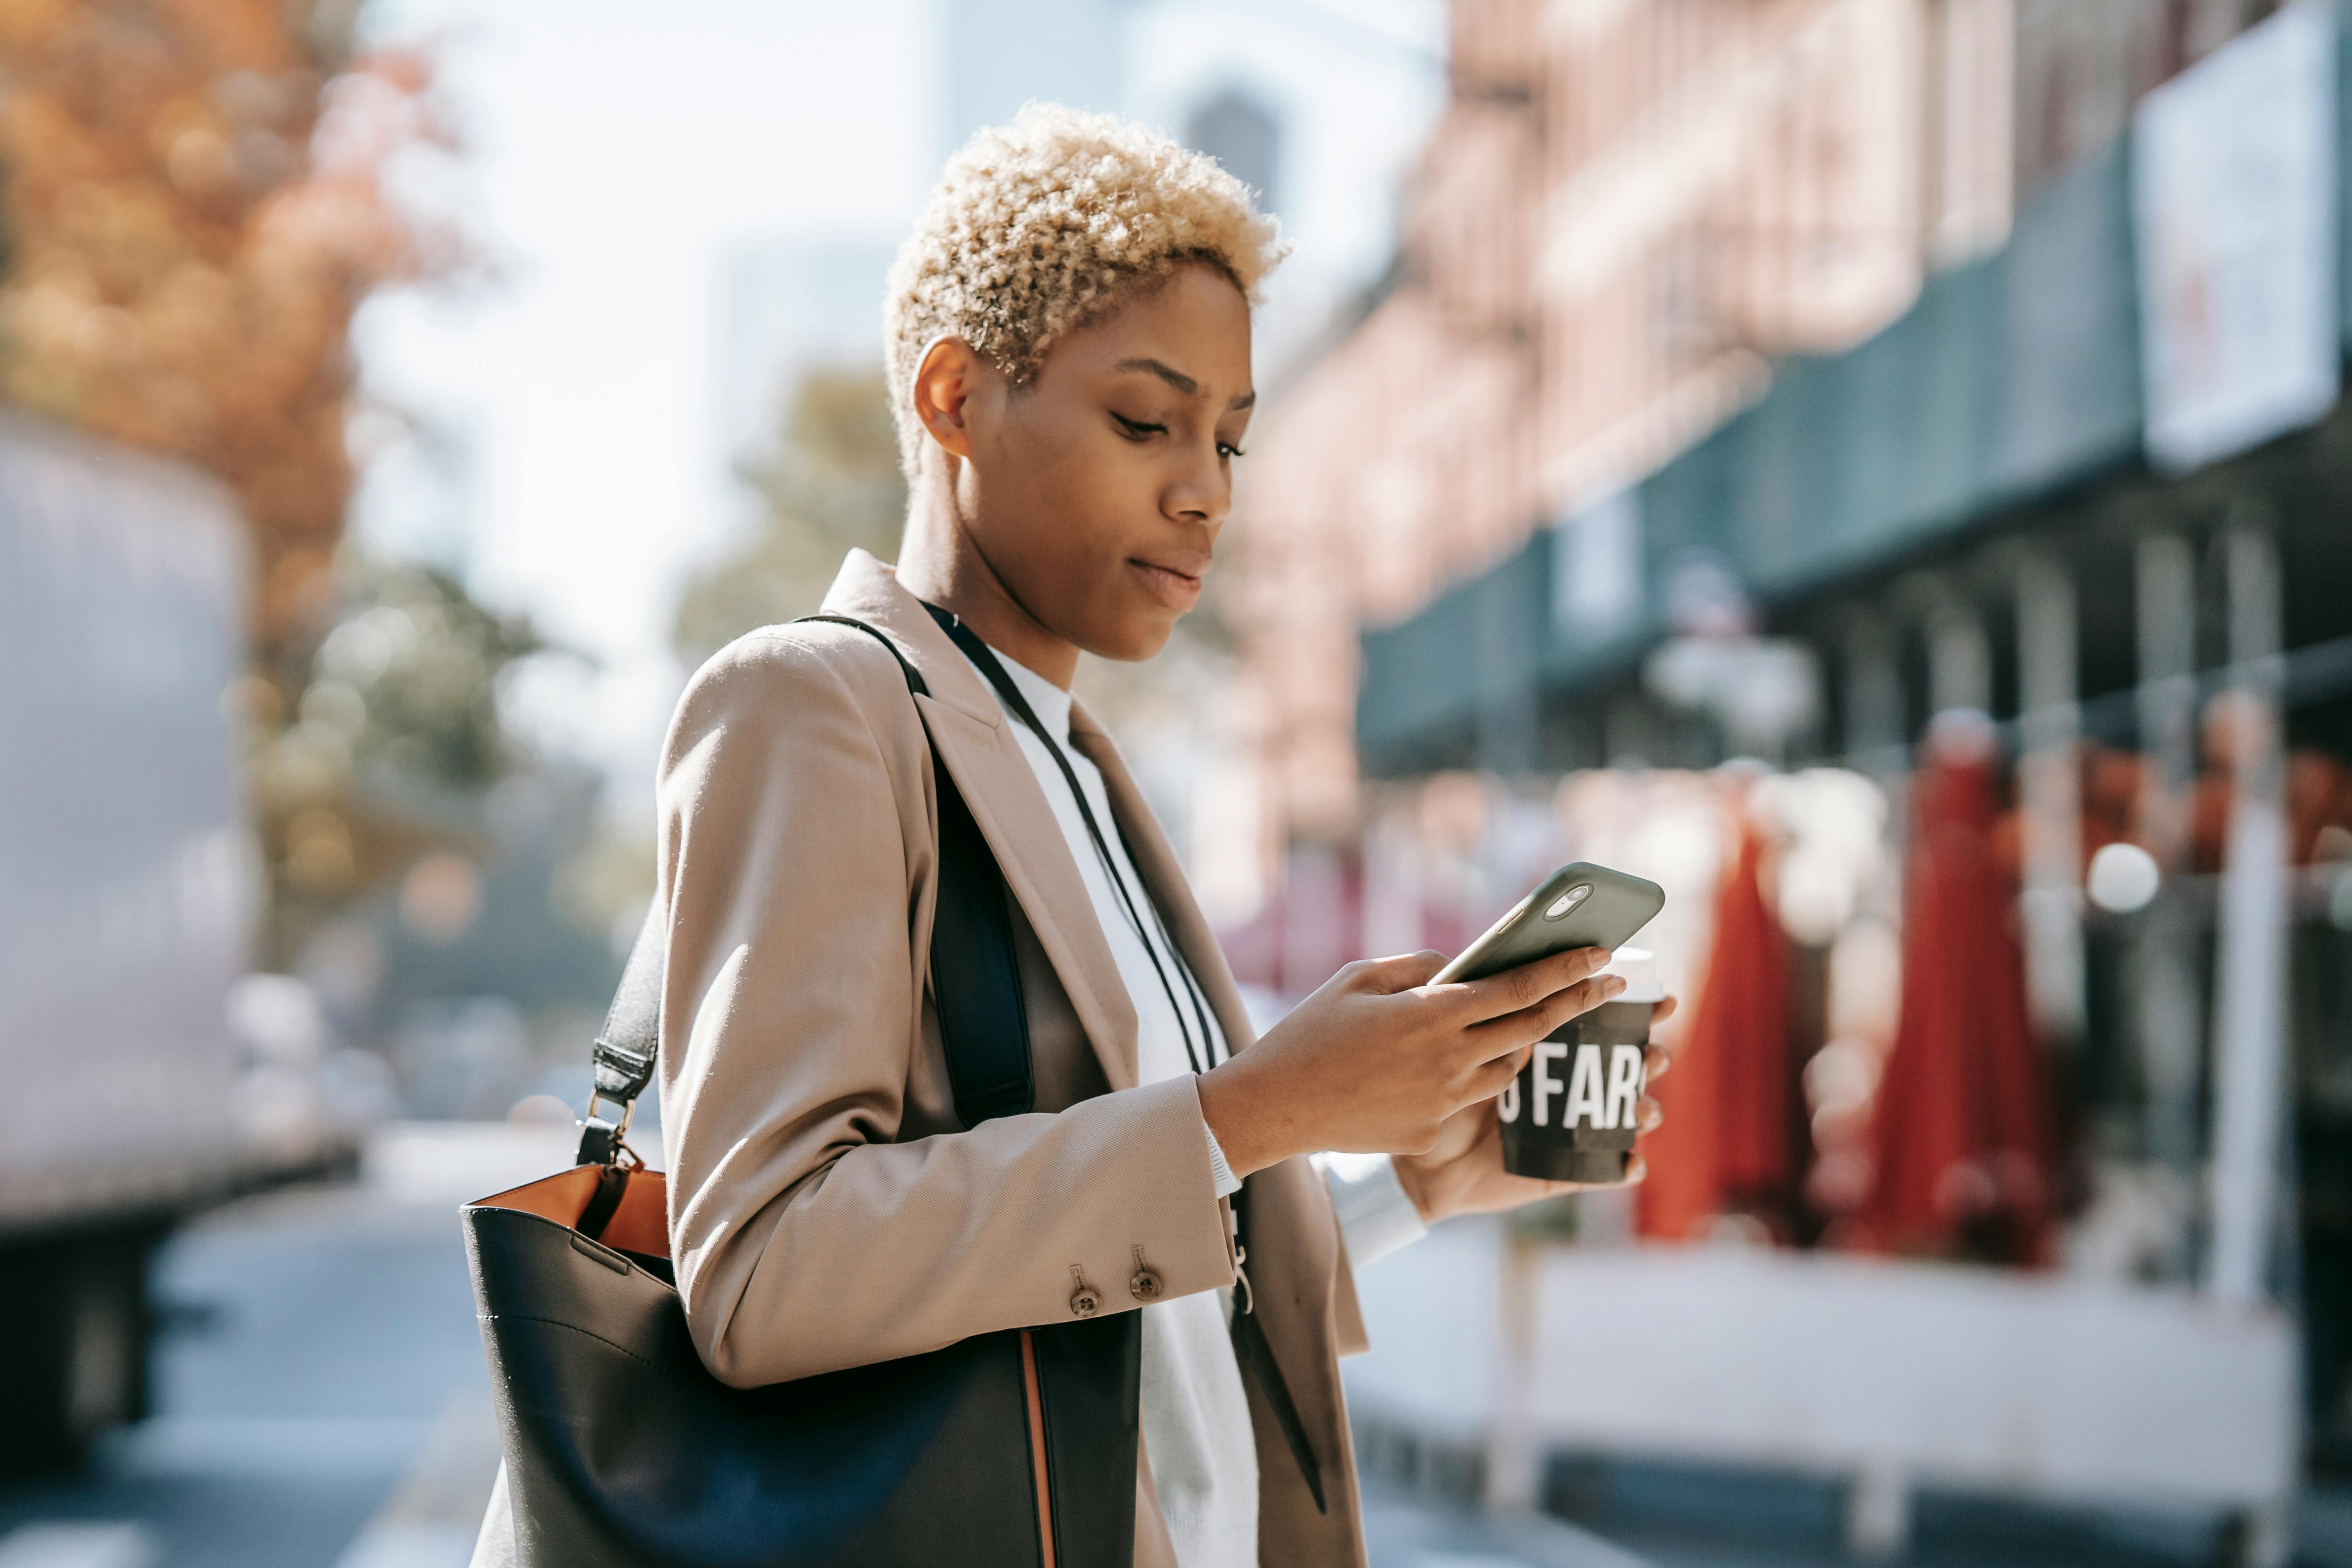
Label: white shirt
xmin=964 ymin=644 xmax=1424 ymax=1568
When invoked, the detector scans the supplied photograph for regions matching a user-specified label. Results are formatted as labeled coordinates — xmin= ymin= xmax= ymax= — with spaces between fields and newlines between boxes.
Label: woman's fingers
xmin=1636 ymin=1093 xmax=1663 ymax=1133
xmin=1643 ymin=1042 xmax=1672 ymax=1082
xmin=1438 ymin=945 xmax=1614 ymax=1023
xmin=1462 ymin=1044 xmax=1532 ymax=1104
xmin=1621 ymin=1154 xmax=1648 ymax=1185
xmin=1467 ymin=971 xmax=1624 ymax=1057
xmin=1650 ymin=994 xmax=1679 ymax=1026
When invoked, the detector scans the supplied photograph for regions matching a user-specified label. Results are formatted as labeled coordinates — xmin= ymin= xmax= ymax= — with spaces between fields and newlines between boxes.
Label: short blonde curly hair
xmin=884 ymin=103 xmax=1286 ymax=474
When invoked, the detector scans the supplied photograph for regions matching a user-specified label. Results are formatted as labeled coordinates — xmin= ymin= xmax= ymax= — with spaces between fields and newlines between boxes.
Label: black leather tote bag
xmin=462 ymin=616 xmax=1141 ymax=1568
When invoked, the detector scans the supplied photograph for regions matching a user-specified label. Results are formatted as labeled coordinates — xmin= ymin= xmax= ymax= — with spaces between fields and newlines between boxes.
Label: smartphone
xmin=1430 ymin=862 xmax=1665 ymax=986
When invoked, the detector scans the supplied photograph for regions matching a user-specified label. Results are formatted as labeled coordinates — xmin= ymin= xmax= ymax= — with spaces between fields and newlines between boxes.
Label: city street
xmin=0 ymin=1127 xmax=550 ymax=1568
xmin=8 ymin=4 xmax=2352 ymax=1567
xmin=0 ymin=1125 xmax=1644 ymax=1568
xmin=2 ymin=1124 xmax=2347 ymax=1568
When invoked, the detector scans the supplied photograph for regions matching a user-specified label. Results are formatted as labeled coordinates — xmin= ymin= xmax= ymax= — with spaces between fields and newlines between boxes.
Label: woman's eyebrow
xmin=1116 ymin=357 xmax=1256 ymax=411
xmin=1117 ymin=357 xmax=1198 ymax=396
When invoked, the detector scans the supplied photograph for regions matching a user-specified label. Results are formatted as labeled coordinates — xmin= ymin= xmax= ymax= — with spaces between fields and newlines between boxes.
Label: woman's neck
xmin=894 ymin=461 xmax=1081 ymax=688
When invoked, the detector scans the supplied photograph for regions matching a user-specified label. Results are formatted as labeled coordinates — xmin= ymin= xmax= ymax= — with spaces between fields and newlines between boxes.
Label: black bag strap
xmin=575 ymin=613 xmax=1033 ymax=1170
xmin=576 ymin=898 xmax=663 ymax=1168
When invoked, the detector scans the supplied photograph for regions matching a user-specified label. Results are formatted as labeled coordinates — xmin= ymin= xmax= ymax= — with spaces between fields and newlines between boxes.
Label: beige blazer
xmin=654 ymin=550 xmax=1373 ymax=1566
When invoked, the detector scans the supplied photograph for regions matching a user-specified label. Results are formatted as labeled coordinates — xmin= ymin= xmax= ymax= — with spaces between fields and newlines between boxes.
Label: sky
xmin=351 ymin=0 xmax=927 ymax=806
xmin=348 ymin=0 xmax=1442 ymax=818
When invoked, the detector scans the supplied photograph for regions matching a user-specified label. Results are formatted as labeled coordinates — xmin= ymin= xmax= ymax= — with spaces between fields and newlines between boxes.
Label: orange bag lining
xmin=473 ymin=1165 xmax=672 ymax=1258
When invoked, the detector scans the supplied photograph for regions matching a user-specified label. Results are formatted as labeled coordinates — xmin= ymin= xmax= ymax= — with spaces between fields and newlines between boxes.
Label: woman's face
xmin=957 ymin=263 xmax=1255 ymax=662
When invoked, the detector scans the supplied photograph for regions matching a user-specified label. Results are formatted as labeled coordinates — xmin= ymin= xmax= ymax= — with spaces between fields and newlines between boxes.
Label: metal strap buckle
xmin=575 ymin=1091 xmax=643 ymax=1169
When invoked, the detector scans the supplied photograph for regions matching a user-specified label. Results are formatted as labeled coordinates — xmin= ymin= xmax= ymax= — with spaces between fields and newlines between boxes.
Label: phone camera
xmin=1544 ymin=885 xmax=1592 ymax=920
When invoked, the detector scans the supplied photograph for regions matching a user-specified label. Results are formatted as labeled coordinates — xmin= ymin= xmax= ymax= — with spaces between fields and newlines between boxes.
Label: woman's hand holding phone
xmin=1196 ymin=944 xmax=1630 ymax=1184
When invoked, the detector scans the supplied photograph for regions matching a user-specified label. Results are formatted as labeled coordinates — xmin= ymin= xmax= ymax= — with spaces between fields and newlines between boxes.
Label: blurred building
xmin=1236 ymin=0 xmax=2291 ymax=850
xmin=1238 ymin=0 xmax=2012 ymax=845
xmin=1242 ymin=0 xmax=2352 ymax=1483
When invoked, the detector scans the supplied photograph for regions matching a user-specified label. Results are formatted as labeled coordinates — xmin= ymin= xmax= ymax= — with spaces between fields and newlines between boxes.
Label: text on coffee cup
xmin=1497 ymin=1042 xmax=1644 ymax=1129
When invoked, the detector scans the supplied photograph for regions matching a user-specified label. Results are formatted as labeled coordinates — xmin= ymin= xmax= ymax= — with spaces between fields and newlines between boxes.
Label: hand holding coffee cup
xmin=1386 ymin=949 xmax=1674 ymax=1223
xmin=1497 ymin=948 xmax=1667 ymax=1185
xmin=1197 ymin=942 xmax=1636 ymax=1186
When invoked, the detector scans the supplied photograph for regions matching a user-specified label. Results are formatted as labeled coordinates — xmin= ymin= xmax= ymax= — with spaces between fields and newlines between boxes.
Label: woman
xmin=655 ymin=106 xmax=1668 ymax=1567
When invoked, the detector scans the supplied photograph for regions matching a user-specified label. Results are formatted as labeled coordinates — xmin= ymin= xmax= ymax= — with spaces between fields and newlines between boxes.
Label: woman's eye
xmin=1218 ymin=442 xmax=1246 ymax=461
xmin=1113 ymin=414 xmax=1165 ymax=440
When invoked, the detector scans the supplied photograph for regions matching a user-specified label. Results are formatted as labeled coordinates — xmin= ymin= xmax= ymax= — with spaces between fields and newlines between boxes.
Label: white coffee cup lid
xmin=1602 ymin=946 xmax=1665 ymax=1003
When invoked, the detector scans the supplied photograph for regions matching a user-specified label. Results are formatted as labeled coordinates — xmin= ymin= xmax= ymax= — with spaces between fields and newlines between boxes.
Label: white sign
xmin=2134 ymin=1 xmax=2340 ymax=474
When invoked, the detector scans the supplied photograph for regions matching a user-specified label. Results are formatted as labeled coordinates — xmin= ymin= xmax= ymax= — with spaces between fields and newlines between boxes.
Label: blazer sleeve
xmin=656 ymin=629 xmax=1238 ymax=1389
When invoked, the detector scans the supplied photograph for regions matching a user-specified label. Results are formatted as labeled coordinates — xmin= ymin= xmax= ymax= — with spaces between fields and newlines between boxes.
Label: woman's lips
xmin=1128 ymin=558 xmax=1203 ymax=611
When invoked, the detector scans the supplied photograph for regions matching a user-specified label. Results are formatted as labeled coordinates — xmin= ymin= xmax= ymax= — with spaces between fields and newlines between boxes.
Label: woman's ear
xmin=912 ymin=334 xmax=983 ymax=462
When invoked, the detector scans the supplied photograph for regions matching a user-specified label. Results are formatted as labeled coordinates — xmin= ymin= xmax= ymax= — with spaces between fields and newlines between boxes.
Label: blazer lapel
xmin=818 ymin=552 xmax=1142 ymax=1092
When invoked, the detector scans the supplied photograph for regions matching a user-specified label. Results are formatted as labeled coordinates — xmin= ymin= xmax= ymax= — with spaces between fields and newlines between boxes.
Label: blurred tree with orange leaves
xmin=0 ymin=0 xmax=460 ymax=650
xmin=0 ymin=0 xmax=510 ymax=969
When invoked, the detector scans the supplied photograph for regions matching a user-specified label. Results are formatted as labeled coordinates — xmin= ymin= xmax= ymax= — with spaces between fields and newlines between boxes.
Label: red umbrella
xmin=1638 ymin=805 xmax=1797 ymax=1240
xmin=1858 ymin=719 xmax=2056 ymax=1265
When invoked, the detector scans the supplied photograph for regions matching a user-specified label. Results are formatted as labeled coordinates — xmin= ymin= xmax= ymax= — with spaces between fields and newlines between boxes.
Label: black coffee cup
xmin=1498 ymin=948 xmax=1661 ymax=1184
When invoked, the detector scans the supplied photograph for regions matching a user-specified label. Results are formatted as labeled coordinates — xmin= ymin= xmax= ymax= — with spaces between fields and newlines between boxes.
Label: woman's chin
xmin=1083 ymin=605 xmax=1181 ymax=663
